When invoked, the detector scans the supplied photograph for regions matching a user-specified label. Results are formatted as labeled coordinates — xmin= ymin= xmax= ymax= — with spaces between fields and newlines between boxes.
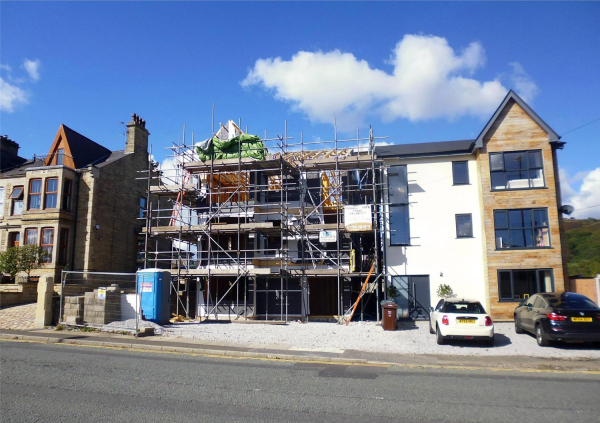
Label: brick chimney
xmin=0 ymin=135 xmax=20 ymax=157
xmin=125 ymin=113 xmax=149 ymax=154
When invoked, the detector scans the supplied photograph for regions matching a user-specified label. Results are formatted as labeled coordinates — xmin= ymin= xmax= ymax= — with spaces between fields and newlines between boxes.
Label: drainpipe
xmin=70 ymin=172 xmax=81 ymax=271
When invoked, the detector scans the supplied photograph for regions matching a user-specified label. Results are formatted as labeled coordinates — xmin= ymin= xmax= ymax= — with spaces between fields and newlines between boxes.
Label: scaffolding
xmin=140 ymin=116 xmax=388 ymax=323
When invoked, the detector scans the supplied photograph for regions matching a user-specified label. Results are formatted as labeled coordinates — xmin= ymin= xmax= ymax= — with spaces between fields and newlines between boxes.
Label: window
xmin=455 ymin=214 xmax=473 ymax=238
xmin=28 ymin=179 xmax=42 ymax=210
xmin=9 ymin=186 xmax=24 ymax=215
xmin=498 ymin=269 xmax=554 ymax=301
xmin=494 ymin=208 xmax=550 ymax=249
xmin=45 ymin=178 xmax=58 ymax=209
xmin=388 ymin=165 xmax=410 ymax=246
xmin=452 ymin=161 xmax=469 ymax=185
xmin=139 ymin=197 xmax=147 ymax=219
xmin=62 ymin=179 xmax=72 ymax=211
xmin=41 ymin=228 xmax=54 ymax=263
xmin=0 ymin=187 xmax=4 ymax=217
xmin=56 ymin=149 xmax=64 ymax=165
xmin=24 ymin=228 xmax=38 ymax=245
xmin=8 ymin=232 xmax=20 ymax=247
xmin=489 ymin=150 xmax=544 ymax=190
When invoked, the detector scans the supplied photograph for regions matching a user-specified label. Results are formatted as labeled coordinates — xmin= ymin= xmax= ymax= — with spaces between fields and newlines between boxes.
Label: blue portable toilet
xmin=137 ymin=269 xmax=171 ymax=324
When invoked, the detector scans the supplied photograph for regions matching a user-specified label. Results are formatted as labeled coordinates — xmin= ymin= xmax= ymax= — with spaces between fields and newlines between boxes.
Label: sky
xmin=1 ymin=2 xmax=599 ymax=217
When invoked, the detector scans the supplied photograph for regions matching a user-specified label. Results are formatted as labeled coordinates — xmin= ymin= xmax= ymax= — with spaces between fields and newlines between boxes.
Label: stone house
xmin=0 ymin=114 xmax=152 ymax=281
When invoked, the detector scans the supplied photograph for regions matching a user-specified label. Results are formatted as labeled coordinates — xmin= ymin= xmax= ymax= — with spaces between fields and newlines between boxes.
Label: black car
xmin=514 ymin=292 xmax=600 ymax=347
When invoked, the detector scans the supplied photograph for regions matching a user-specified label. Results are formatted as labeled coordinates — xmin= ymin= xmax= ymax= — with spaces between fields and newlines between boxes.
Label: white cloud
xmin=23 ymin=59 xmax=41 ymax=82
xmin=560 ymin=167 xmax=600 ymax=219
xmin=0 ymin=76 xmax=29 ymax=112
xmin=509 ymin=62 xmax=539 ymax=103
xmin=242 ymin=34 xmax=531 ymax=130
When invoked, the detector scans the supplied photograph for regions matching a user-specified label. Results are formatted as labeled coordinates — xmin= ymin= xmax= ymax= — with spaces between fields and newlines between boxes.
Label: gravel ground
xmin=159 ymin=320 xmax=600 ymax=359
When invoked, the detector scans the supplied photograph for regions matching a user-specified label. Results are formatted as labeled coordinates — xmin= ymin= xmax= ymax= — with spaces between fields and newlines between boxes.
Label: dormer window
xmin=9 ymin=186 xmax=24 ymax=215
xmin=56 ymin=149 xmax=64 ymax=165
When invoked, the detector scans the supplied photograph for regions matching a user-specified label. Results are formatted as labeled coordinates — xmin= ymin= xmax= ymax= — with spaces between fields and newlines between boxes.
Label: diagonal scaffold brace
xmin=338 ymin=262 xmax=376 ymax=325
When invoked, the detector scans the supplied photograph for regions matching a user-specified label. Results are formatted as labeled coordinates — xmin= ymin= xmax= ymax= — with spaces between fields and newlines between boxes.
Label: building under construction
xmin=142 ymin=120 xmax=387 ymax=322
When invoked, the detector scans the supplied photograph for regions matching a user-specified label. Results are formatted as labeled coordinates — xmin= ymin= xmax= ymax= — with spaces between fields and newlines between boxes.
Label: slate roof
xmin=375 ymin=139 xmax=475 ymax=158
xmin=62 ymin=124 xmax=112 ymax=169
xmin=0 ymin=158 xmax=45 ymax=178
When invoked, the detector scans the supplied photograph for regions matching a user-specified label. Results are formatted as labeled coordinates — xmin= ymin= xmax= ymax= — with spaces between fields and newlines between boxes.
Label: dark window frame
xmin=58 ymin=228 xmax=69 ymax=265
xmin=62 ymin=179 xmax=72 ymax=211
xmin=388 ymin=165 xmax=410 ymax=246
xmin=497 ymin=269 xmax=554 ymax=302
xmin=8 ymin=232 xmax=20 ymax=247
xmin=494 ymin=208 xmax=551 ymax=250
xmin=455 ymin=213 xmax=473 ymax=238
xmin=44 ymin=178 xmax=58 ymax=209
xmin=489 ymin=149 xmax=546 ymax=191
xmin=452 ymin=161 xmax=470 ymax=185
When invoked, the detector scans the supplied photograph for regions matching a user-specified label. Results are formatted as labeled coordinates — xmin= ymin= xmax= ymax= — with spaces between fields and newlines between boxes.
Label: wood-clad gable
xmin=476 ymin=98 xmax=566 ymax=320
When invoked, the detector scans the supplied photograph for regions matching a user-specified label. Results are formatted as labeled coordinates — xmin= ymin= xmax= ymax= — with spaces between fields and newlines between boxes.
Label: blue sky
xmin=1 ymin=2 xmax=599 ymax=216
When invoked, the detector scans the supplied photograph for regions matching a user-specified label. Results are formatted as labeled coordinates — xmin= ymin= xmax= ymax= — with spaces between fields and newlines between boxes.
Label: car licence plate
xmin=571 ymin=317 xmax=592 ymax=322
xmin=457 ymin=319 xmax=476 ymax=324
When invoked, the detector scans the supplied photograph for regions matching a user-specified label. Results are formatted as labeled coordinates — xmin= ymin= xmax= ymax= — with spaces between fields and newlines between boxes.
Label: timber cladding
xmin=477 ymin=101 xmax=565 ymax=320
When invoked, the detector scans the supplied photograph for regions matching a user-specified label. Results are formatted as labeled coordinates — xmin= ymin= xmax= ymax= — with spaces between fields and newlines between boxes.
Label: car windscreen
xmin=554 ymin=296 xmax=599 ymax=310
xmin=443 ymin=302 xmax=485 ymax=314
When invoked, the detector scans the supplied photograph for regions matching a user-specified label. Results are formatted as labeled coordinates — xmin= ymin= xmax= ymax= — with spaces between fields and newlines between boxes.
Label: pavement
xmin=2 ymin=340 xmax=599 ymax=423
xmin=0 ymin=303 xmax=36 ymax=330
xmin=1 ymin=328 xmax=599 ymax=373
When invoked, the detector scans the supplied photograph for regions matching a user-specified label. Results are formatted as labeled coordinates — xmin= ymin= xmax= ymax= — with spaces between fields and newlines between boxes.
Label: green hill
xmin=564 ymin=218 xmax=600 ymax=277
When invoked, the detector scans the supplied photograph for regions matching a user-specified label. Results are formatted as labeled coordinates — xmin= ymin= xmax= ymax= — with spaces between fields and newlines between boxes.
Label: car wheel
xmin=486 ymin=337 xmax=494 ymax=347
xmin=514 ymin=316 xmax=524 ymax=334
xmin=536 ymin=324 xmax=549 ymax=347
xmin=436 ymin=325 xmax=444 ymax=345
xmin=429 ymin=320 xmax=435 ymax=334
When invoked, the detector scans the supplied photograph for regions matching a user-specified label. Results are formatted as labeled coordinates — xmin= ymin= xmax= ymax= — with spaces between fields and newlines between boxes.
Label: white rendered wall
xmin=383 ymin=154 xmax=487 ymax=310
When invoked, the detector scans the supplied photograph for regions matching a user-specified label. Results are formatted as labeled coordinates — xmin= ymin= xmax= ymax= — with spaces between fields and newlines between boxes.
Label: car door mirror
xmin=429 ymin=307 xmax=434 ymax=313
xmin=519 ymin=301 xmax=526 ymax=307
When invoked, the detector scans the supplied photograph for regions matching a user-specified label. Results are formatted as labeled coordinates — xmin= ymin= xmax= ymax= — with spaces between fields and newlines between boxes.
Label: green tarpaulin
xmin=197 ymin=134 xmax=267 ymax=162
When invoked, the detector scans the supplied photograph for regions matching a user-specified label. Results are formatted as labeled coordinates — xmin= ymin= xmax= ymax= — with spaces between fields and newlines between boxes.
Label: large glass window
xmin=455 ymin=214 xmax=473 ymax=238
xmin=10 ymin=186 xmax=24 ymax=215
xmin=388 ymin=165 xmax=410 ymax=245
xmin=0 ymin=187 xmax=5 ymax=217
xmin=41 ymin=228 xmax=54 ymax=263
xmin=45 ymin=178 xmax=58 ymax=209
xmin=28 ymin=179 xmax=42 ymax=210
xmin=498 ymin=269 xmax=554 ymax=301
xmin=452 ymin=161 xmax=469 ymax=185
xmin=494 ymin=208 xmax=550 ymax=249
xmin=490 ymin=150 xmax=544 ymax=190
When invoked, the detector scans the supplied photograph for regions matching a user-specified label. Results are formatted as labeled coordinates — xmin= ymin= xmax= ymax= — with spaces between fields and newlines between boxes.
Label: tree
xmin=436 ymin=284 xmax=454 ymax=299
xmin=0 ymin=245 xmax=48 ymax=282
xmin=0 ymin=247 xmax=20 ymax=282
xmin=17 ymin=245 xmax=48 ymax=281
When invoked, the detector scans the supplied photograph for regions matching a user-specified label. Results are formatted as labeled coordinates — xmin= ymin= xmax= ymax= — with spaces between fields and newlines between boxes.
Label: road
xmin=1 ymin=340 xmax=599 ymax=423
